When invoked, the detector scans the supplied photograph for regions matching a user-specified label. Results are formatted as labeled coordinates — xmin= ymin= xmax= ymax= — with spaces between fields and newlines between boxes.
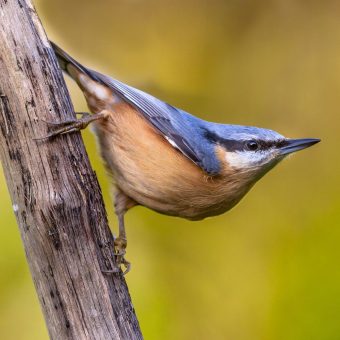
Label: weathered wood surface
xmin=0 ymin=0 xmax=143 ymax=339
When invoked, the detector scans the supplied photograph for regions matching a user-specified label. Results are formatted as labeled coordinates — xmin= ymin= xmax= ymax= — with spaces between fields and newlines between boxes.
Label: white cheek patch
xmin=225 ymin=151 xmax=267 ymax=169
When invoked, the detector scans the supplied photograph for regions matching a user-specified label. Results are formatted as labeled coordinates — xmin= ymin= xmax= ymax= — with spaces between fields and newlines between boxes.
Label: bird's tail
xmin=50 ymin=41 xmax=92 ymax=81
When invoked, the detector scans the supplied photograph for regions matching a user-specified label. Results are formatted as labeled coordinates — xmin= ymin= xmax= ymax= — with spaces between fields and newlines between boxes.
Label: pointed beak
xmin=279 ymin=138 xmax=320 ymax=155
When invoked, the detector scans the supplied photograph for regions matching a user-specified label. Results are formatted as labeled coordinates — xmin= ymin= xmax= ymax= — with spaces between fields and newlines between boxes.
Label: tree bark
xmin=0 ymin=0 xmax=143 ymax=339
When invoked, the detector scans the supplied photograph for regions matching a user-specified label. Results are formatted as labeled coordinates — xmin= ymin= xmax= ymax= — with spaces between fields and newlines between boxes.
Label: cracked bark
xmin=0 ymin=0 xmax=143 ymax=339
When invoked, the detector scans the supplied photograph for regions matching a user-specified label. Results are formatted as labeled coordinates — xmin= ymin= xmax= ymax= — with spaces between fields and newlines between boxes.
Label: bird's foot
xmin=101 ymin=258 xmax=130 ymax=276
xmin=114 ymin=236 xmax=131 ymax=275
xmin=101 ymin=237 xmax=130 ymax=275
xmin=34 ymin=111 xmax=109 ymax=140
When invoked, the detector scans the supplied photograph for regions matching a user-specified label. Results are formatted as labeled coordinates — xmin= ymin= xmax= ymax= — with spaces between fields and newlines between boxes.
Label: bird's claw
xmin=33 ymin=119 xmax=84 ymax=140
xmin=113 ymin=236 xmax=130 ymax=275
xmin=40 ymin=118 xmax=77 ymax=126
xmin=34 ymin=112 xmax=97 ymax=140
xmin=101 ymin=252 xmax=131 ymax=276
xmin=119 ymin=257 xmax=131 ymax=275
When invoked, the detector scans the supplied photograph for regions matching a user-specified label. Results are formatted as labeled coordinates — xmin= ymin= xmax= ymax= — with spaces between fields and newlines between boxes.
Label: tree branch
xmin=0 ymin=0 xmax=143 ymax=339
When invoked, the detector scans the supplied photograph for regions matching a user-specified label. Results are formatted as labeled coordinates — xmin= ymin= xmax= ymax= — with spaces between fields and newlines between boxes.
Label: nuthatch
xmin=48 ymin=42 xmax=320 ymax=272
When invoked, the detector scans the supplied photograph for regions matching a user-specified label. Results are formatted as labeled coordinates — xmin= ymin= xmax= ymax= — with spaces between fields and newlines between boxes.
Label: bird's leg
xmin=35 ymin=110 xmax=110 ymax=139
xmin=113 ymin=190 xmax=137 ymax=275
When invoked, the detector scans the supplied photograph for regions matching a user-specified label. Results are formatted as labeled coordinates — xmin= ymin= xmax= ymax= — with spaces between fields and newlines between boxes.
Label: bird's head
xmin=204 ymin=124 xmax=320 ymax=181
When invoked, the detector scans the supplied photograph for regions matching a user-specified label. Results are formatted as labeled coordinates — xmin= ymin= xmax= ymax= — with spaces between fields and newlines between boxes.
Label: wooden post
xmin=0 ymin=0 xmax=143 ymax=339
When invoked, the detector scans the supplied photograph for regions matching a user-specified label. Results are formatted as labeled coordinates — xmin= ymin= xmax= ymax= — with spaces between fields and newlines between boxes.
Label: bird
xmin=47 ymin=41 xmax=320 ymax=273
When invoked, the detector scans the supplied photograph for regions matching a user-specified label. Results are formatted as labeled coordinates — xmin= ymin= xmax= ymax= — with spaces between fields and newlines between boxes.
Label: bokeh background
xmin=1 ymin=0 xmax=339 ymax=339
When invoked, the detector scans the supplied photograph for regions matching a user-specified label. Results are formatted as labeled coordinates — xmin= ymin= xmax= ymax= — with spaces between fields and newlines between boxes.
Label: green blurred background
xmin=0 ymin=0 xmax=339 ymax=339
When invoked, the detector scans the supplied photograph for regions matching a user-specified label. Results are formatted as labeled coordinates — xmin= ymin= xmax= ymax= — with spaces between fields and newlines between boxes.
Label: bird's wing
xmin=88 ymin=70 xmax=219 ymax=175
xmin=50 ymin=42 xmax=219 ymax=174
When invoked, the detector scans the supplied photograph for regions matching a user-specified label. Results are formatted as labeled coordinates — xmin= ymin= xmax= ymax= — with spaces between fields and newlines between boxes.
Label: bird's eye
xmin=246 ymin=140 xmax=259 ymax=151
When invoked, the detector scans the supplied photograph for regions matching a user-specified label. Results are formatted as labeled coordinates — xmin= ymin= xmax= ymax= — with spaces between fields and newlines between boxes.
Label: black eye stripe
xmin=220 ymin=140 xmax=246 ymax=152
xmin=203 ymin=129 xmax=287 ymax=151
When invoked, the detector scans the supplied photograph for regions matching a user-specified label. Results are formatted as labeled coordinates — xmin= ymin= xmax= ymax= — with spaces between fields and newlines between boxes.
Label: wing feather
xmin=90 ymin=71 xmax=202 ymax=166
xmin=51 ymin=42 xmax=221 ymax=175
